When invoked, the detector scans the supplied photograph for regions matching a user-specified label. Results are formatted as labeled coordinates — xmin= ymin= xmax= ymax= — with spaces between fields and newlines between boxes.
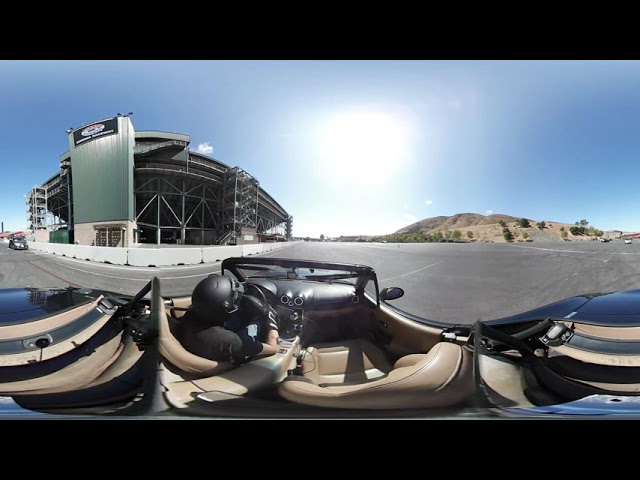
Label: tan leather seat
xmin=278 ymin=340 xmax=474 ymax=409
xmin=159 ymin=301 xmax=234 ymax=378
xmin=296 ymin=338 xmax=394 ymax=385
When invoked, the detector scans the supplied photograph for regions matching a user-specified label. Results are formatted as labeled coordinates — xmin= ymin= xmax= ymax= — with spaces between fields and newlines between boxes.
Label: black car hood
xmin=568 ymin=289 xmax=640 ymax=325
xmin=487 ymin=289 xmax=640 ymax=327
xmin=0 ymin=287 xmax=98 ymax=326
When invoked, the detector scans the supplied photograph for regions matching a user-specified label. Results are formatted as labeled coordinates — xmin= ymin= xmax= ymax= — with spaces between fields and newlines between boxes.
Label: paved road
xmin=4 ymin=239 xmax=640 ymax=325
xmin=269 ymin=240 xmax=640 ymax=324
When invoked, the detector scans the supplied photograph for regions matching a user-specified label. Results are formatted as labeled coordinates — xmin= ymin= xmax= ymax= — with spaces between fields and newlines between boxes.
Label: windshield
xmin=240 ymin=265 xmax=360 ymax=284
xmin=3 ymin=60 xmax=640 ymax=420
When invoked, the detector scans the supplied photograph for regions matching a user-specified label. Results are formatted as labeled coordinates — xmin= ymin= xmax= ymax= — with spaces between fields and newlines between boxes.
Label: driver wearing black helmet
xmin=175 ymin=274 xmax=280 ymax=364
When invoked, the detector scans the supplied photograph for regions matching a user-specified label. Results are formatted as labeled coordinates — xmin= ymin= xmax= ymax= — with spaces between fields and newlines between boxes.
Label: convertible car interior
xmin=157 ymin=257 xmax=476 ymax=417
xmin=10 ymin=256 xmax=638 ymax=417
xmin=155 ymin=257 xmax=640 ymax=418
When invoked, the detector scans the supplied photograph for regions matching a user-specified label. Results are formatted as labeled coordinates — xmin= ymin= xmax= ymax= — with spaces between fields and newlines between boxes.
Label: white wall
xmin=27 ymin=242 xmax=299 ymax=267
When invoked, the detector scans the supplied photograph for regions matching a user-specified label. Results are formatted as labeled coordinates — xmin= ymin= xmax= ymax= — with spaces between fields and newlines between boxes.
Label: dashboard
xmin=245 ymin=278 xmax=369 ymax=343
xmin=247 ymin=278 xmax=362 ymax=311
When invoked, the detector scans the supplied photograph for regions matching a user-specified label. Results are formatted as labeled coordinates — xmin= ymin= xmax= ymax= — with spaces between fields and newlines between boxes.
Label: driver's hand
xmin=266 ymin=328 xmax=280 ymax=346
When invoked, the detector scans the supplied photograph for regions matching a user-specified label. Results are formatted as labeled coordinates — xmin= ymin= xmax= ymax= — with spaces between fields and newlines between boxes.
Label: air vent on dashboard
xmin=281 ymin=294 xmax=303 ymax=307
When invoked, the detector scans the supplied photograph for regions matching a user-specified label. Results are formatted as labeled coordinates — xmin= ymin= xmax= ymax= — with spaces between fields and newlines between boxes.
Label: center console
xmin=275 ymin=305 xmax=304 ymax=340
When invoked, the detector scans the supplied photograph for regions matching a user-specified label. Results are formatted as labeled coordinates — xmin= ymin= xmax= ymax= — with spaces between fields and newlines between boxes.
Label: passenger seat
xmin=279 ymin=339 xmax=474 ymax=409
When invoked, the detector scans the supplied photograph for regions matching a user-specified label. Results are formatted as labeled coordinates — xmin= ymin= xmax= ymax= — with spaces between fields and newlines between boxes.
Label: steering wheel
xmin=243 ymin=283 xmax=269 ymax=314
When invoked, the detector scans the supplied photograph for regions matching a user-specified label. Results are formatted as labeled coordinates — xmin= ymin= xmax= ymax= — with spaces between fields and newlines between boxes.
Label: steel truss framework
xmin=134 ymin=172 xmax=223 ymax=243
xmin=134 ymin=161 xmax=291 ymax=244
xmin=28 ymin=165 xmax=73 ymax=236
xmin=32 ymin=140 xmax=292 ymax=245
xmin=134 ymin=167 xmax=291 ymax=244
xmin=25 ymin=186 xmax=47 ymax=234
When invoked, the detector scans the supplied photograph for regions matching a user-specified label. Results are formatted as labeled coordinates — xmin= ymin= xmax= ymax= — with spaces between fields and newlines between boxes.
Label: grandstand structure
xmin=26 ymin=115 xmax=292 ymax=247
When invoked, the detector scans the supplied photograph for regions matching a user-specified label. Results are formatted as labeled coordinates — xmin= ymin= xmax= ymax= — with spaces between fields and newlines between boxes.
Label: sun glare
xmin=317 ymin=110 xmax=411 ymax=185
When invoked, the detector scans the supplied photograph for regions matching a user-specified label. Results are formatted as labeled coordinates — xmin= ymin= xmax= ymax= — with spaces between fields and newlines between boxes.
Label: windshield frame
xmin=222 ymin=256 xmax=380 ymax=305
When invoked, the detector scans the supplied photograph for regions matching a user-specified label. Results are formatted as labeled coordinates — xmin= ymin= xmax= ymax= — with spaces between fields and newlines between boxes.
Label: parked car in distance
xmin=8 ymin=236 xmax=28 ymax=250
xmin=599 ymin=237 xmax=610 ymax=243
xmin=625 ymin=239 xmax=632 ymax=244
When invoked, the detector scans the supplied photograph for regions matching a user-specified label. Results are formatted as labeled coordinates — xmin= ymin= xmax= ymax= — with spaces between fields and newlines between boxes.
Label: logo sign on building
xmin=72 ymin=117 xmax=119 ymax=147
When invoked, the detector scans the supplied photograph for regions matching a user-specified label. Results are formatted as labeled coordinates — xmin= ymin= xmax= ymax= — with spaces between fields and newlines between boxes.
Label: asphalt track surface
xmin=3 ymin=240 xmax=640 ymax=325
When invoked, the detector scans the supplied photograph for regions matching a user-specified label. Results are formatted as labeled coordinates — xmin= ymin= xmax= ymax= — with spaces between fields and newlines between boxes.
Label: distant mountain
xmin=393 ymin=213 xmax=611 ymax=243
xmin=395 ymin=213 xmax=526 ymax=234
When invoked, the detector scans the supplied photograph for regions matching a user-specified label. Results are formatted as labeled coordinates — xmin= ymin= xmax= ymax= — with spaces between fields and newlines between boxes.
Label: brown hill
xmin=396 ymin=213 xmax=526 ymax=234
xmin=394 ymin=213 xmax=612 ymax=243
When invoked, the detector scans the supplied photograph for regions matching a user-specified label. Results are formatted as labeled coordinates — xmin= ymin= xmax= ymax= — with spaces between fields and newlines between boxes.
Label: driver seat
xmin=158 ymin=301 xmax=234 ymax=378
xmin=278 ymin=339 xmax=474 ymax=409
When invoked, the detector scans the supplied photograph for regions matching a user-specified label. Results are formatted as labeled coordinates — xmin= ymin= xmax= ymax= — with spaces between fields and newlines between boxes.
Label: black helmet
xmin=191 ymin=274 xmax=243 ymax=320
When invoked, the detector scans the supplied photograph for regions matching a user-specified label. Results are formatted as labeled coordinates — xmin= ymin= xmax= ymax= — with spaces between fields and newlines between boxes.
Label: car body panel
xmin=483 ymin=296 xmax=592 ymax=326
xmin=486 ymin=289 xmax=640 ymax=327
xmin=0 ymin=287 xmax=100 ymax=325
xmin=502 ymin=395 xmax=640 ymax=417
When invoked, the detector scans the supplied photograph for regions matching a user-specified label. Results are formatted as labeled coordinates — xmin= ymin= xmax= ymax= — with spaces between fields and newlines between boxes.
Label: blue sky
xmin=1 ymin=60 xmax=640 ymax=237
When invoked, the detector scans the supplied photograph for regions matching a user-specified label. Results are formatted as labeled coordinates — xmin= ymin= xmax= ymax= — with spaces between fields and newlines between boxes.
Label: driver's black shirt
xmin=175 ymin=311 xmax=264 ymax=363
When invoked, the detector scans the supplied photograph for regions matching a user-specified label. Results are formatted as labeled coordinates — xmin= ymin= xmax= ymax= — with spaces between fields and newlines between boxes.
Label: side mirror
xmin=380 ymin=287 xmax=404 ymax=302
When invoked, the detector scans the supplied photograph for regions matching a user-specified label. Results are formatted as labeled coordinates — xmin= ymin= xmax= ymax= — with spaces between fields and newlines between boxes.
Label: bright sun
xmin=317 ymin=110 xmax=410 ymax=185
